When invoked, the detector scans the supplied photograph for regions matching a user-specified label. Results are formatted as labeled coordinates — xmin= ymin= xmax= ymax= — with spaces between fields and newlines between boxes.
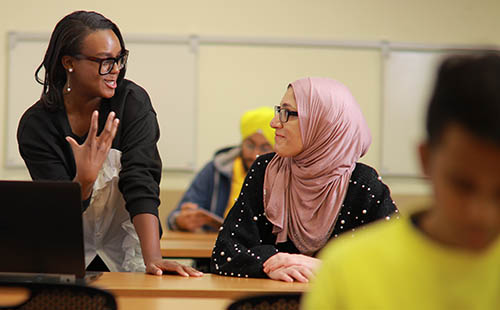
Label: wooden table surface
xmin=160 ymin=238 xmax=215 ymax=258
xmin=0 ymin=287 xmax=29 ymax=307
xmin=0 ymin=286 xmax=233 ymax=310
xmin=117 ymin=296 xmax=232 ymax=310
xmin=0 ymin=272 xmax=306 ymax=310
xmin=160 ymin=231 xmax=218 ymax=258
xmin=93 ymin=272 xmax=308 ymax=299
xmin=1 ymin=232 xmax=301 ymax=310
xmin=162 ymin=231 xmax=218 ymax=241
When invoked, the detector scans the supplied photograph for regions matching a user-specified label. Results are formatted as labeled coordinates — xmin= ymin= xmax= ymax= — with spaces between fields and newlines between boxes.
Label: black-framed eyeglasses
xmin=274 ymin=105 xmax=298 ymax=123
xmin=74 ymin=49 xmax=129 ymax=75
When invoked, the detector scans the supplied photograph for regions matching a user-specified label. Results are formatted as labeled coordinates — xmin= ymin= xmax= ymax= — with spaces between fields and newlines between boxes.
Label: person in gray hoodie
xmin=167 ymin=107 xmax=275 ymax=231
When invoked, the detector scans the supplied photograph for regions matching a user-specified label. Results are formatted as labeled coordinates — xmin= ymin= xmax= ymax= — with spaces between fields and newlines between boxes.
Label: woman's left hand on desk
xmin=266 ymin=265 xmax=312 ymax=283
xmin=146 ymin=259 xmax=204 ymax=277
xmin=263 ymin=252 xmax=320 ymax=282
xmin=263 ymin=253 xmax=320 ymax=274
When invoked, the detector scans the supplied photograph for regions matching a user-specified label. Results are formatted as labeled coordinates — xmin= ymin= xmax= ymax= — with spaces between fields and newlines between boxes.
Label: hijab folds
xmin=263 ymin=77 xmax=371 ymax=255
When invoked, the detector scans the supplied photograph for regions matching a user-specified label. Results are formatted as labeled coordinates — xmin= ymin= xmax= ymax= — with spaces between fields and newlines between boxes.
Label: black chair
xmin=227 ymin=293 xmax=302 ymax=310
xmin=0 ymin=281 xmax=116 ymax=310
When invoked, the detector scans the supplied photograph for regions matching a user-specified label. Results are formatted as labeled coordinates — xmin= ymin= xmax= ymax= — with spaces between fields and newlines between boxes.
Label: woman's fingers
xmin=264 ymin=254 xmax=317 ymax=282
xmin=65 ymin=136 xmax=80 ymax=150
xmin=105 ymin=111 xmax=116 ymax=130
xmin=298 ymin=264 xmax=314 ymax=279
xmin=173 ymin=264 xmax=189 ymax=277
xmin=100 ymin=112 xmax=119 ymax=146
xmin=264 ymin=254 xmax=319 ymax=274
xmin=171 ymin=264 xmax=203 ymax=277
xmin=263 ymin=253 xmax=290 ymax=273
xmin=103 ymin=111 xmax=116 ymax=137
xmin=147 ymin=260 xmax=204 ymax=277
xmin=268 ymin=267 xmax=297 ymax=283
xmin=287 ymin=267 xmax=309 ymax=283
xmin=109 ymin=118 xmax=119 ymax=141
xmin=84 ymin=111 xmax=119 ymax=150
xmin=272 ymin=269 xmax=294 ymax=283
xmin=279 ymin=273 xmax=294 ymax=283
xmin=182 ymin=265 xmax=204 ymax=277
xmin=87 ymin=110 xmax=99 ymax=145
xmin=273 ymin=266 xmax=310 ymax=283
xmin=146 ymin=264 xmax=163 ymax=276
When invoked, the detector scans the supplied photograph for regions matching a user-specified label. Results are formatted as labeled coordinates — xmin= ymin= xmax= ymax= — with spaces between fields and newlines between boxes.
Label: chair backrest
xmin=227 ymin=293 xmax=302 ymax=310
xmin=0 ymin=281 xmax=116 ymax=310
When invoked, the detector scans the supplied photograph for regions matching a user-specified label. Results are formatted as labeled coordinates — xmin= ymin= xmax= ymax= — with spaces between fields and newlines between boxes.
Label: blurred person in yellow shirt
xmin=303 ymin=53 xmax=500 ymax=310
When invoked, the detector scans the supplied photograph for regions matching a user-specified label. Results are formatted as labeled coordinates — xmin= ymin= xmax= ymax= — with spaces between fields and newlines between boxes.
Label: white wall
xmin=1 ymin=0 xmax=500 ymax=195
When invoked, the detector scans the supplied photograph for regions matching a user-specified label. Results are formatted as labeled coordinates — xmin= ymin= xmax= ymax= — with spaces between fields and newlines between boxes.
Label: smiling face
xmin=420 ymin=123 xmax=500 ymax=252
xmin=270 ymin=87 xmax=304 ymax=158
xmin=63 ymin=29 xmax=123 ymax=100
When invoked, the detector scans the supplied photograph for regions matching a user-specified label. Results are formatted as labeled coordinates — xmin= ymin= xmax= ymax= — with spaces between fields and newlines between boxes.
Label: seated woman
xmin=210 ymin=77 xmax=398 ymax=282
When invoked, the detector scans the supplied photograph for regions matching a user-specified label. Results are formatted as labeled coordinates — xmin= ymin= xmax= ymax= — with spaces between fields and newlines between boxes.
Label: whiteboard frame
xmin=5 ymin=32 xmax=499 ymax=176
xmin=379 ymin=42 xmax=499 ymax=177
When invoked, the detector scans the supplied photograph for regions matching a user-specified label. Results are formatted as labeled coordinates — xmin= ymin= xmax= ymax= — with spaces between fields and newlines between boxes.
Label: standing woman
xmin=17 ymin=11 xmax=201 ymax=277
xmin=210 ymin=77 xmax=397 ymax=282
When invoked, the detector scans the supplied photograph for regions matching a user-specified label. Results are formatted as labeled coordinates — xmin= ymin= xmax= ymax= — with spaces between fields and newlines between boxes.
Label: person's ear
xmin=418 ymin=141 xmax=431 ymax=178
xmin=61 ymin=55 xmax=74 ymax=72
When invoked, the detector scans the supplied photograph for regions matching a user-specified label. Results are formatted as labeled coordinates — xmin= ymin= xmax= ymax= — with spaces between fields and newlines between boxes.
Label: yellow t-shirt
xmin=223 ymin=156 xmax=246 ymax=218
xmin=303 ymin=215 xmax=500 ymax=310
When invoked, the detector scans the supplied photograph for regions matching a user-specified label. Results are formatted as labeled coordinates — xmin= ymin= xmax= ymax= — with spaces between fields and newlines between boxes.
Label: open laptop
xmin=0 ymin=180 xmax=102 ymax=284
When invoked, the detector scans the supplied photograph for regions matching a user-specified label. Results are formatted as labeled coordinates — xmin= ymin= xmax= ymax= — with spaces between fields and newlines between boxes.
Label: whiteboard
xmin=6 ymin=33 xmax=197 ymax=171
xmin=381 ymin=49 xmax=460 ymax=177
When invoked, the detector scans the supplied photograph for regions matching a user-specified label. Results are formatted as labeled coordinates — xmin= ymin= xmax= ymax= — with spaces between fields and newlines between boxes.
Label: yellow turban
xmin=240 ymin=107 xmax=275 ymax=146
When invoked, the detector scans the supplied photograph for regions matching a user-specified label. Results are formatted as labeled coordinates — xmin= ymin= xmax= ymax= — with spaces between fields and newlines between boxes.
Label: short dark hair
xmin=426 ymin=52 xmax=500 ymax=147
xmin=35 ymin=11 xmax=127 ymax=110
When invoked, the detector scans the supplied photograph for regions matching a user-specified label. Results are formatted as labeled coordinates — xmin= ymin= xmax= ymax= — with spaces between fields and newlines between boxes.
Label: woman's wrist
xmin=142 ymin=252 xmax=163 ymax=266
xmin=133 ymin=213 xmax=162 ymax=265
xmin=73 ymin=175 xmax=94 ymax=200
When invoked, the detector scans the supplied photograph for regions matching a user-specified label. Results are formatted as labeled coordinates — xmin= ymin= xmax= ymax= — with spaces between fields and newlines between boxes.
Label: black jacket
xmin=17 ymin=79 xmax=162 ymax=220
xmin=210 ymin=152 xmax=397 ymax=278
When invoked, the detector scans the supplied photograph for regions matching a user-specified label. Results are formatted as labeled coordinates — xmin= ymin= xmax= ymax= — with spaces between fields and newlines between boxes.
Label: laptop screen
xmin=0 ymin=180 xmax=86 ymax=279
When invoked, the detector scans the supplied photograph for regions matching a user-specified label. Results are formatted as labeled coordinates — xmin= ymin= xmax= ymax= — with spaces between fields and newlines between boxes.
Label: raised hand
xmin=66 ymin=111 xmax=119 ymax=199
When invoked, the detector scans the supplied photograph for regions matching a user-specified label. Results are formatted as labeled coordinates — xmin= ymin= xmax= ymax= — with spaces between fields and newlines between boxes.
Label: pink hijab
xmin=263 ymin=77 xmax=371 ymax=255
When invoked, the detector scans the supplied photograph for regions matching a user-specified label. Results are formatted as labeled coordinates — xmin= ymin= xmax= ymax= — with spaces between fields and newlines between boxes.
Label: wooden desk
xmin=0 ymin=287 xmax=29 ymax=307
xmin=160 ymin=231 xmax=218 ymax=258
xmin=0 ymin=273 xmax=306 ymax=310
xmin=162 ymin=231 xmax=218 ymax=241
xmin=0 ymin=286 xmax=233 ymax=310
xmin=94 ymin=272 xmax=308 ymax=299
xmin=160 ymin=239 xmax=215 ymax=258
xmin=117 ymin=296 xmax=232 ymax=310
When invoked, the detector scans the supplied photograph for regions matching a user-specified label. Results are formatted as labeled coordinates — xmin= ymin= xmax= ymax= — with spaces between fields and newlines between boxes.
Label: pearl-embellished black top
xmin=210 ymin=152 xmax=398 ymax=278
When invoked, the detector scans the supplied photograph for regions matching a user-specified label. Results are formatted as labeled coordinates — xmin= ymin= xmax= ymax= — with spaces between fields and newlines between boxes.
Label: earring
xmin=66 ymin=68 xmax=73 ymax=92
xmin=66 ymin=77 xmax=71 ymax=93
